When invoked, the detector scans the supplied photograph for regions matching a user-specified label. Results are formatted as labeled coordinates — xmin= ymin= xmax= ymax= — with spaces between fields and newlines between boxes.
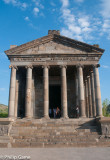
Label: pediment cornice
xmin=5 ymin=34 xmax=104 ymax=55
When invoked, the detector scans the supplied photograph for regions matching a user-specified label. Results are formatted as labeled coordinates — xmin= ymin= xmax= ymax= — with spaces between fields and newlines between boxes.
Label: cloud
xmin=100 ymin=0 xmax=110 ymax=19
xmin=60 ymin=0 xmax=69 ymax=8
xmin=24 ymin=16 xmax=30 ymax=21
xmin=60 ymin=0 xmax=92 ymax=41
xmin=75 ymin=0 xmax=84 ymax=3
xmin=0 ymin=88 xmax=6 ymax=91
xmin=32 ymin=0 xmax=44 ymax=9
xmin=101 ymin=65 xmax=110 ymax=69
xmin=33 ymin=7 xmax=39 ymax=16
xmin=3 ymin=0 xmax=28 ymax=9
xmin=100 ymin=0 xmax=110 ymax=39
xmin=50 ymin=1 xmax=56 ymax=7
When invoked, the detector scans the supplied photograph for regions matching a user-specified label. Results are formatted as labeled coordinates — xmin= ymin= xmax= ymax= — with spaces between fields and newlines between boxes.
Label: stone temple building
xmin=5 ymin=30 xmax=104 ymax=119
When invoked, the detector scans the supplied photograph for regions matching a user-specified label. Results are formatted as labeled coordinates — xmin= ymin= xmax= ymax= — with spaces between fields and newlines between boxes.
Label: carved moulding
xmin=11 ymin=56 xmax=99 ymax=62
xmin=9 ymin=65 xmax=18 ymax=70
xmin=25 ymin=65 xmax=33 ymax=69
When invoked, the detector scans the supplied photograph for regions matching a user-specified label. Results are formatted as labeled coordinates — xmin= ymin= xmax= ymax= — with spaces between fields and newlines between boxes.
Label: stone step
xmin=10 ymin=141 xmax=110 ymax=148
xmin=0 ymin=136 xmax=10 ymax=140
xmin=10 ymin=130 xmax=100 ymax=137
xmin=13 ymin=137 xmax=105 ymax=143
xmin=12 ymin=134 xmax=101 ymax=140
xmin=0 ymin=139 xmax=10 ymax=143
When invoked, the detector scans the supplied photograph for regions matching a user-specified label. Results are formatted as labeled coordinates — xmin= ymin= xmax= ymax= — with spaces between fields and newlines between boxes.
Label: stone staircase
xmin=0 ymin=118 xmax=110 ymax=148
xmin=5 ymin=118 xmax=110 ymax=148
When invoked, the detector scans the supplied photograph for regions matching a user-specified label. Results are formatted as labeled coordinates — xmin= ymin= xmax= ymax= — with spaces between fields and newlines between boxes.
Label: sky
xmin=0 ymin=0 xmax=110 ymax=105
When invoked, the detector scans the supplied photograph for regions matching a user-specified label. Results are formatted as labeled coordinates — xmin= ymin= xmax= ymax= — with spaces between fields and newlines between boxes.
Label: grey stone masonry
xmin=43 ymin=66 xmax=49 ymax=119
xmin=85 ymin=80 xmax=89 ymax=117
xmin=87 ymin=76 xmax=93 ymax=118
xmin=93 ymin=65 xmax=102 ymax=117
xmin=61 ymin=66 xmax=68 ymax=118
xmin=25 ymin=66 xmax=33 ymax=118
xmin=8 ymin=65 xmax=17 ymax=118
xmin=77 ymin=65 xmax=86 ymax=117
xmin=90 ymin=71 xmax=96 ymax=117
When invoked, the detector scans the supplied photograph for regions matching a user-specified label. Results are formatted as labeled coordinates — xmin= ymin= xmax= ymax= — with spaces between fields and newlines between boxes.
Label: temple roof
xmin=5 ymin=30 xmax=105 ymax=55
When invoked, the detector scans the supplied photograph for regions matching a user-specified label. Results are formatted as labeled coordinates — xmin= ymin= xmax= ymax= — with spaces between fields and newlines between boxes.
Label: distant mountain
xmin=0 ymin=104 xmax=8 ymax=113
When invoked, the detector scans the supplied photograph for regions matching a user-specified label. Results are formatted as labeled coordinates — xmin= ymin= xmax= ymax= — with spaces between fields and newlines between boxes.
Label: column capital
xmin=9 ymin=65 xmax=17 ymax=69
xmin=60 ymin=65 xmax=67 ymax=69
xmin=25 ymin=65 xmax=33 ymax=69
xmin=92 ymin=64 xmax=100 ymax=68
xmin=87 ymin=76 xmax=90 ymax=79
xmin=76 ymin=64 xmax=84 ymax=69
xmin=42 ymin=65 xmax=50 ymax=69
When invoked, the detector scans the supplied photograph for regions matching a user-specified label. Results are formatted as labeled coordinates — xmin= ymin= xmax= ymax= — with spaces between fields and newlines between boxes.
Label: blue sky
xmin=0 ymin=0 xmax=110 ymax=105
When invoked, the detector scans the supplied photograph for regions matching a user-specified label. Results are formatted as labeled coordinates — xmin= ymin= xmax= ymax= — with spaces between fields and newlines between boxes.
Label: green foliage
xmin=0 ymin=104 xmax=8 ymax=118
xmin=0 ymin=113 xmax=8 ymax=118
xmin=102 ymin=99 xmax=110 ymax=117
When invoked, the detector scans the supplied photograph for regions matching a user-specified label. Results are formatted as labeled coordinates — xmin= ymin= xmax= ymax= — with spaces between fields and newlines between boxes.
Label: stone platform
xmin=0 ymin=118 xmax=110 ymax=148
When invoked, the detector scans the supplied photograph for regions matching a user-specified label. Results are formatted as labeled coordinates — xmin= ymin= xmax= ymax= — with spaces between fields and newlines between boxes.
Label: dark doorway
xmin=49 ymin=85 xmax=61 ymax=118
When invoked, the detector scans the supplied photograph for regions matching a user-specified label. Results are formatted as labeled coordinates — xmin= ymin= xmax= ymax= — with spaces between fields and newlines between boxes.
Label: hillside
xmin=0 ymin=104 xmax=8 ymax=113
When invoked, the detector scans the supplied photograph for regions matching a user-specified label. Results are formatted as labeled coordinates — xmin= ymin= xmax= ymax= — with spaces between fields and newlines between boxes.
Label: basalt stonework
xmin=1 ymin=30 xmax=109 ymax=148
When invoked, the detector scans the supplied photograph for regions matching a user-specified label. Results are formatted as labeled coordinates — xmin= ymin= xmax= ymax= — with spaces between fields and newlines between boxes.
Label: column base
xmin=43 ymin=116 xmax=50 ymax=120
xmin=61 ymin=116 xmax=69 ymax=119
xmin=96 ymin=115 xmax=104 ymax=118
xmin=80 ymin=116 xmax=86 ymax=118
xmin=24 ymin=116 xmax=32 ymax=119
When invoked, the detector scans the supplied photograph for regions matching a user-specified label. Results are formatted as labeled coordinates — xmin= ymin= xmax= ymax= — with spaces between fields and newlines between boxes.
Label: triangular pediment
xmin=5 ymin=34 xmax=104 ymax=56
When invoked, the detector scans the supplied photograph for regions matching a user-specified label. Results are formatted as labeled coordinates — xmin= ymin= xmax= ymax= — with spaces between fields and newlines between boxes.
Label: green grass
xmin=0 ymin=104 xmax=8 ymax=118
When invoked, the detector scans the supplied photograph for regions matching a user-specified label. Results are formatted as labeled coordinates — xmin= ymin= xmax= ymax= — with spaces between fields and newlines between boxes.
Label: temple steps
xmin=8 ymin=118 xmax=110 ymax=147
xmin=0 ymin=118 xmax=110 ymax=148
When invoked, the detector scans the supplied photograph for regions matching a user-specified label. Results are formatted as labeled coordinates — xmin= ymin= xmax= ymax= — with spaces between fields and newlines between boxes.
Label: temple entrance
xmin=49 ymin=85 xmax=61 ymax=118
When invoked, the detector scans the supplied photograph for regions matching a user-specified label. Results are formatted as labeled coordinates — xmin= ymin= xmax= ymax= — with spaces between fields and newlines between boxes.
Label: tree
xmin=102 ymin=99 xmax=110 ymax=117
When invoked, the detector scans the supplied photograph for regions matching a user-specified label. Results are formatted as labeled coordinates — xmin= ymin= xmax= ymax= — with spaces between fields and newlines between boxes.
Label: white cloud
xmin=100 ymin=0 xmax=110 ymax=39
xmin=3 ymin=0 xmax=28 ymax=9
xmin=60 ymin=0 xmax=92 ymax=41
xmin=60 ymin=0 xmax=69 ymax=8
xmin=0 ymin=88 xmax=6 ymax=91
xmin=101 ymin=65 xmax=110 ymax=69
xmin=33 ymin=7 xmax=39 ymax=16
xmin=32 ymin=0 xmax=44 ymax=9
xmin=75 ymin=0 xmax=84 ymax=3
xmin=78 ymin=17 xmax=89 ymax=28
xmin=24 ymin=16 xmax=30 ymax=21
xmin=100 ymin=0 xmax=110 ymax=19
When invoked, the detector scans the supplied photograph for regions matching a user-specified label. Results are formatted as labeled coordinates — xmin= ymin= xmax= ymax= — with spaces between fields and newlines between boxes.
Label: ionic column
xmin=90 ymin=71 xmax=96 ymax=117
xmin=43 ymin=65 xmax=49 ymax=119
xmin=75 ymin=73 xmax=79 ymax=106
xmin=8 ymin=65 xmax=17 ymax=118
xmin=61 ymin=65 xmax=68 ymax=118
xmin=77 ymin=65 xmax=86 ymax=117
xmin=87 ymin=76 xmax=93 ymax=117
xmin=93 ymin=65 xmax=102 ymax=117
xmin=25 ymin=66 xmax=33 ymax=118
xmin=85 ymin=80 xmax=89 ymax=117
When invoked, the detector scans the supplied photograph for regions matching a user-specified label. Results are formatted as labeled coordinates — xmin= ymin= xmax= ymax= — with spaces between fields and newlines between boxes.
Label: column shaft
xmin=8 ymin=66 xmax=17 ymax=118
xmin=77 ymin=66 xmax=86 ymax=117
xmin=85 ymin=80 xmax=89 ymax=117
xmin=93 ymin=66 xmax=102 ymax=117
xmin=25 ymin=66 xmax=32 ymax=118
xmin=43 ymin=66 xmax=49 ymax=118
xmin=61 ymin=66 xmax=68 ymax=118
xmin=87 ymin=76 xmax=93 ymax=117
xmin=75 ymin=73 xmax=79 ymax=106
xmin=14 ymin=80 xmax=19 ymax=118
xmin=90 ymin=71 xmax=96 ymax=117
